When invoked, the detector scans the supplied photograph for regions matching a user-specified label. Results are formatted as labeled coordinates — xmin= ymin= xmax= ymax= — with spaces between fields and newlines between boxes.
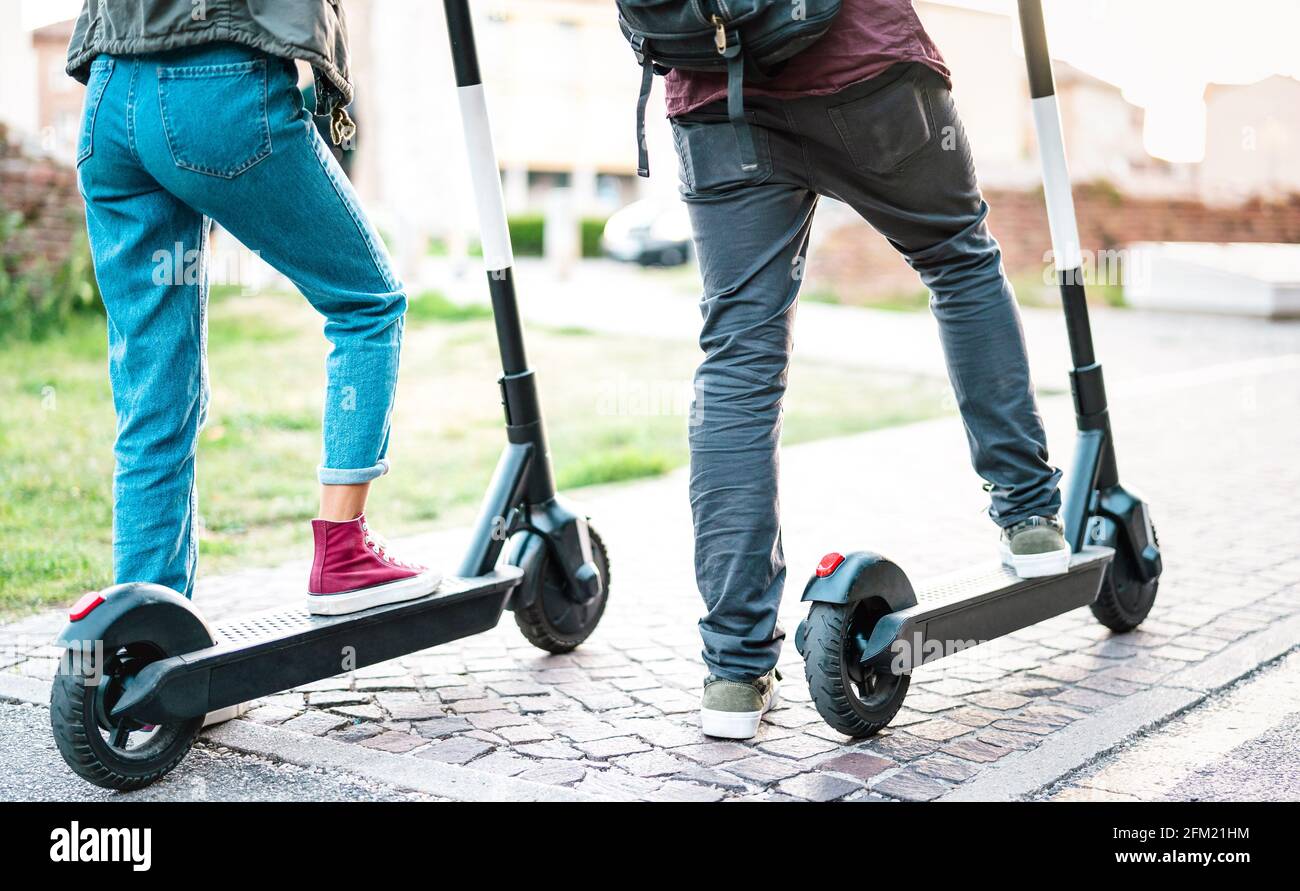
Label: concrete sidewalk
xmin=4 ymin=298 xmax=1298 ymax=799
xmin=416 ymin=257 xmax=1300 ymax=394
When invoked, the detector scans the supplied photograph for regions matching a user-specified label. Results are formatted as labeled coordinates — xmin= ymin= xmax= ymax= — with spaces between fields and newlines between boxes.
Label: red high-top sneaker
xmin=306 ymin=515 xmax=441 ymax=616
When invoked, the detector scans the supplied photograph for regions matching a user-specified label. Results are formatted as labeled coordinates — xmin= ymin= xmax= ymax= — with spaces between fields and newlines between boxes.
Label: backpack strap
xmin=723 ymin=42 xmax=759 ymax=173
xmin=636 ymin=54 xmax=655 ymax=177
xmin=629 ymin=28 xmax=757 ymax=179
xmin=632 ymin=34 xmax=654 ymax=177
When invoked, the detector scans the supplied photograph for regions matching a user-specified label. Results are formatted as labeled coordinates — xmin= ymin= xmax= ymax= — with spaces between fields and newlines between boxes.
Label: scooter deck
xmin=112 ymin=567 xmax=523 ymax=724
xmin=862 ymin=546 xmax=1112 ymax=671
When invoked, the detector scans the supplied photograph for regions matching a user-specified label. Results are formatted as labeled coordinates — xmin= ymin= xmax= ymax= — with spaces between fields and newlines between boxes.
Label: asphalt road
xmin=1046 ymin=649 xmax=1300 ymax=801
xmin=0 ymin=700 xmax=433 ymax=802
xmin=1166 ymin=711 xmax=1300 ymax=801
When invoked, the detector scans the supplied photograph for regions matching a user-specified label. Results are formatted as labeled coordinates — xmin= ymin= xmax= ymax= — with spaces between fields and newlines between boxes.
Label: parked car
xmin=600 ymin=199 xmax=694 ymax=267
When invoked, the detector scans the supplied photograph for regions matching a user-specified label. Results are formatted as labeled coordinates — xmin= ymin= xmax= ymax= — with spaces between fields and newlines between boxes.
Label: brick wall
xmin=0 ymin=123 xmax=84 ymax=272
xmin=809 ymin=183 xmax=1300 ymax=304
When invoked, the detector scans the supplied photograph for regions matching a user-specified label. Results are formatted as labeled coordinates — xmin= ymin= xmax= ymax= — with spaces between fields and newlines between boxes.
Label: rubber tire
xmin=50 ymin=659 xmax=203 ymax=791
xmin=804 ymin=602 xmax=910 ymax=738
xmin=514 ymin=528 xmax=610 ymax=654
xmin=1090 ymin=522 xmax=1160 ymax=633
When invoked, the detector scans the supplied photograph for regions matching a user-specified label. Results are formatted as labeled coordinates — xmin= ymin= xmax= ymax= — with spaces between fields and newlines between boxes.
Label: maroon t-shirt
xmin=664 ymin=0 xmax=950 ymax=117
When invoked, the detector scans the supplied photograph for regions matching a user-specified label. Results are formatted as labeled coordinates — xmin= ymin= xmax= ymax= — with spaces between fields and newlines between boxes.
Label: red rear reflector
xmin=816 ymin=552 xmax=845 ymax=578
xmin=69 ymin=591 xmax=104 ymax=621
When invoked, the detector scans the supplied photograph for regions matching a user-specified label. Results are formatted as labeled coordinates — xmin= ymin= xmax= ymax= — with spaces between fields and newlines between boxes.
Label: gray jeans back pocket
xmin=158 ymin=59 xmax=272 ymax=178
xmin=671 ymin=113 xmax=772 ymax=194
xmin=829 ymin=76 xmax=934 ymax=175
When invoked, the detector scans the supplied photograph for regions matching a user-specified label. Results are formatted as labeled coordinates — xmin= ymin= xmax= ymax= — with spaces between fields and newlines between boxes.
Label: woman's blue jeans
xmin=76 ymin=44 xmax=406 ymax=598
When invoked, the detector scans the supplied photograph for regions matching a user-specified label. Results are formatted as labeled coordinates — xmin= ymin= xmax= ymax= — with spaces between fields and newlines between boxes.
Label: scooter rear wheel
xmin=50 ymin=642 xmax=203 ymax=790
xmin=513 ymin=528 xmax=610 ymax=654
xmin=804 ymin=601 xmax=910 ymax=738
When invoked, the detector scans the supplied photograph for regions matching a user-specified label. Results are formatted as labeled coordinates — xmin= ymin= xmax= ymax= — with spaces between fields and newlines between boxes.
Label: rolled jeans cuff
xmin=318 ymin=458 xmax=390 ymax=485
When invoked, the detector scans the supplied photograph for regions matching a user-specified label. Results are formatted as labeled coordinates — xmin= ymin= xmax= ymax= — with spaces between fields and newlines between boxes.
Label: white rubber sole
xmin=700 ymin=684 xmax=780 ymax=740
xmin=306 ymin=570 xmax=442 ymax=616
xmin=999 ymin=542 xmax=1071 ymax=578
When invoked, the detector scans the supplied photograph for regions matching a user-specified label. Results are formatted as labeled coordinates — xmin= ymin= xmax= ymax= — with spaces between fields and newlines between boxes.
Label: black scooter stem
xmin=442 ymin=1 xmax=557 ymax=514
xmin=443 ymin=2 xmax=526 ymax=370
xmin=444 ymin=0 xmax=482 ymax=88
xmin=444 ymin=1 xmax=514 ymax=282
xmin=1018 ymin=0 xmax=1119 ymax=528
xmin=1019 ymin=1 xmax=1102 ymax=369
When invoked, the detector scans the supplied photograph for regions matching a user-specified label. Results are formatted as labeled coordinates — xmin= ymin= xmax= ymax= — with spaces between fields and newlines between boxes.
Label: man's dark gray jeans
xmin=672 ymin=63 xmax=1062 ymax=682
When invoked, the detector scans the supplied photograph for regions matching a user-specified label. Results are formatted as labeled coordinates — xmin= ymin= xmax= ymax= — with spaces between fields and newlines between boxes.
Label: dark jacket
xmin=66 ymin=0 xmax=353 ymax=119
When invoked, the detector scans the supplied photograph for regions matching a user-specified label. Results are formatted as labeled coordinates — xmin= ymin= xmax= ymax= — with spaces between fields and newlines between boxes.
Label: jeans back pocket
xmin=829 ymin=75 xmax=934 ymax=175
xmin=77 ymin=58 xmax=115 ymax=166
xmin=158 ymin=58 xmax=272 ymax=178
xmin=671 ymin=113 xmax=772 ymax=195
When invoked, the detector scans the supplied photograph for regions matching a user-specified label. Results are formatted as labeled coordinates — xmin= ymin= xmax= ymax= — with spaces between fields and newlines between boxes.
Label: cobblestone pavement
xmin=1044 ymin=650 xmax=1300 ymax=802
xmin=3 ymin=308 xmax=1299 ymax=801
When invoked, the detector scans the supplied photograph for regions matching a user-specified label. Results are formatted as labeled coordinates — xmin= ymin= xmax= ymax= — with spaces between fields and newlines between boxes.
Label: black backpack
xmin=617 ymin=1 xmax=842 ymax=177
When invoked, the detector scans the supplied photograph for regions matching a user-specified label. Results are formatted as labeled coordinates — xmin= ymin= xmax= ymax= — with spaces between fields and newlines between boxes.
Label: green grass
xmin=1009 ymin=273 xmax=1128 ymax=309
xmin=0 ymin=317 xmax=116 ymax=615
xmin=0 ymin=288 xmax=953 ymax=617
xmin=556 ymin=447 xmax=674 ymax=489
xmin=871 ymin=288 xmax=932 ymax=313
xmin=1093 ymin=282 xmax=1127 ymax=308
xmin=404 ymin=290 xmax=493 ymax=324
xmin=541 ymin=325 xmax=595 ymax=337
xmin=208 ymin=283 xmax=245 ymax=303
xmin=803 ymin=285 xmax=932 ymax=313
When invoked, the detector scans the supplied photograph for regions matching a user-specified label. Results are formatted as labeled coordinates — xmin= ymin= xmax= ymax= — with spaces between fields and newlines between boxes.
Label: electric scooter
xmin=49 ymin=0 xmax=609 ymax=790
xmin=794 ymin=0 xmax=1162 ymax=737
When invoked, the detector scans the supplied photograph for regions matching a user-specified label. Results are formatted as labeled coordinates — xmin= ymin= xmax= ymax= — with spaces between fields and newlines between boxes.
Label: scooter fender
xmin=1095 ymin=485 xmax=1162 ymax=583
xmin=54 ymin=582 xmax=214 ymax=665
xmin=794 ymin=552 xmax=917 ymax=657
xmin=506 ymin=496 xmax=603 ymax=610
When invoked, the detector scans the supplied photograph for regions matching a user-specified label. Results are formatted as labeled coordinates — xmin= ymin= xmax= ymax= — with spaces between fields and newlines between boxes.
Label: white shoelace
xmin=360 ymin=520 xmax=412 ymax=569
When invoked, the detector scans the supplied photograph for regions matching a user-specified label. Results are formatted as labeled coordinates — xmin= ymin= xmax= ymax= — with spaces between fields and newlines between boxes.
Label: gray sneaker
xmin=999 ymin=515 xmax=1071 ymax=578
xmin=700 ymin=669 xmax=780 ymax=739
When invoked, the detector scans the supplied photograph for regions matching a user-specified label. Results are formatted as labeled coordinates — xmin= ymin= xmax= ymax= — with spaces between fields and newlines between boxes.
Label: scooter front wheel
xmin=1091 ymin=521 xmax=1160 ymax=632
xmin=50 ymin=641 xmax=203 ymax=790
xmin=513 ymin=528 xmax=610 ymax=654
xmin=804 ymin=601 xmax=910 ymax=738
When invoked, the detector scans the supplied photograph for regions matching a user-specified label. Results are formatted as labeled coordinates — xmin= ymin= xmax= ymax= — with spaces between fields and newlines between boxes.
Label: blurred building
xmin=478 ymin=0 xmax=647 ymax=213
xmin=915 ymin=3 xmax=1197 ymax=196
xmin=31 ymin=19 xmax=81 ymax=163
xmin=0 ymin=0 xmax=42 ymax=148
xmin=360 ymin=0 xmax=657 ymax=239
xmin=1200 ymin=75 xmax=1300 ymax=206
xmin=1053 ymin=62 xmax=1194 ymax=197
xmin=1 ymin=0 xmax=1297 ymax=263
